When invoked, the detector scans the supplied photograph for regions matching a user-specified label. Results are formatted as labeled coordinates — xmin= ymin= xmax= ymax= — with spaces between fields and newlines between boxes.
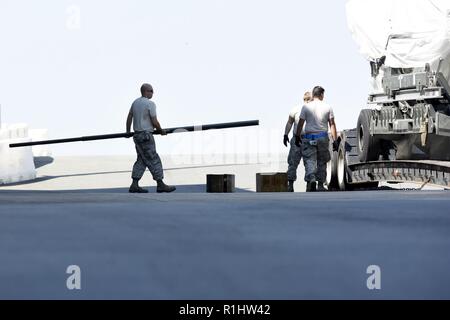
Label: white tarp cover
xmin=346 ymin=0 xmax=450 ymax=68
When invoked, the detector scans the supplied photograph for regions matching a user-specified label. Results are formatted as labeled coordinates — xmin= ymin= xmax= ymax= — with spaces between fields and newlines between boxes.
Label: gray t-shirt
xmin=300 ymin=100 xmax=334 ymax=133
xmin=130 ymin=97 xmax=157 ymax=132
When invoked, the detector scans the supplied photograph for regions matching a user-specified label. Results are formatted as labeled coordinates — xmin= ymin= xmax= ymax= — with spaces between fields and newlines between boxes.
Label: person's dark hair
xmin=312 ymin=86 xmax=325 ymax=98
xmin=140 ymin=83 xmax=153 ymax=96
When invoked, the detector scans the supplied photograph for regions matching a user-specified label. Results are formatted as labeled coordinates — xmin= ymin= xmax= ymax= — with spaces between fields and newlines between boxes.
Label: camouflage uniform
xmin=287 ymin=137 xmax=302 ymax=181
xmin=302 ymin=136 xmax=330 ymax=183
xmin=132 ymin=131 xmax=164 ymax=181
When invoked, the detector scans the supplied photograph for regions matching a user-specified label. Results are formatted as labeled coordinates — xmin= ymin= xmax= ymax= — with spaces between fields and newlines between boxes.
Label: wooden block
xmin=206 ymin=174 xmax=235 ymax=193
xmin=256 ymin=173 xmax=288 ymax=192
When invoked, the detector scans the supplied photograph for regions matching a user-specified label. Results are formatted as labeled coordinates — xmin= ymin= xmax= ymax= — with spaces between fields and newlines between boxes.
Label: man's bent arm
xmin=126 ymin=111 xmax=133 ymax=133
xmin=151 ymin=116 xmax=163 ymax=132
xmin=329 ymin=118 xmax=337 ymax=141
xmin=296 ymin=119 xmax=305 ymax=137
xmin=284 ymin=117 xmax=294 ymax=136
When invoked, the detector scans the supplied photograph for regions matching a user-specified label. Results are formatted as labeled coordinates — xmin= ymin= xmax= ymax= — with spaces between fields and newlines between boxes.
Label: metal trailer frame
xmin=327 ymin=129 xmax=450 ymax=190
xmin=356 ymin=64 xmax=450 ymax=162
xmin=328 ymin=65 xmax=450 ymax=190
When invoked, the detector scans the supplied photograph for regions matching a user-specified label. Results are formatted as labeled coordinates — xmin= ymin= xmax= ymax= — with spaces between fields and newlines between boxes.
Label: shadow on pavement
xmin=0 ymin=185 xmax=254 ymax=194
xmin=0 ymin=163 xmax=261 ymax=187
xmin=33 ymin=156 xmax=54 ymax=169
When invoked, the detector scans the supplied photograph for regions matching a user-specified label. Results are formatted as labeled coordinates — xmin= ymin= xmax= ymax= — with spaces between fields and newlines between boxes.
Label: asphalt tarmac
xmin=0 ymin=157 xmax=449 ymax=299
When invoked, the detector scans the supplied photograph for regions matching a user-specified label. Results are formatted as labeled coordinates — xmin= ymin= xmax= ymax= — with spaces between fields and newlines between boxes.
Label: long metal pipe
xmin=9 ymin=120 xmax=259 ymax=148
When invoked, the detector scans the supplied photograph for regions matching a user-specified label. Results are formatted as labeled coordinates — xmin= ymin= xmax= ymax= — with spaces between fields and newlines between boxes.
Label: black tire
xmin=337 ymin=141 xmax=349 ymax=191
xmin=326 ymin=150 xmax=338 ymax=190
xmin=357 ymin=109 xmax=380 ymax=162
xmin=351 ymin=181 xmax=379 ymax=190
xmin=336 ymin=139 xmax=379 ymax=191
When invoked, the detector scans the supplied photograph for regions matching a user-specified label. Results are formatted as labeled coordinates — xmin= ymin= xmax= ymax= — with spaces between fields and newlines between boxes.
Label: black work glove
xmin=283 ymin=135 xmax=290 ymax=147
xmin=332 ymin=139 xmax=340 ymax=152
xmin=295 ymin=135 xmax=302 ymax=148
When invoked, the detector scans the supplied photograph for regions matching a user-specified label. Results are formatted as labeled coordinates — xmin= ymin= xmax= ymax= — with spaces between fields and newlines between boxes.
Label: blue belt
xmin=302 ymin=132 xmax=328 ymax=140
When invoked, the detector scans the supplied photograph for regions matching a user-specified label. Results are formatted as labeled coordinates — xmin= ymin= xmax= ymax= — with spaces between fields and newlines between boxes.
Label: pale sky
xmin=0 ymin=0 xmax=370 ymax=156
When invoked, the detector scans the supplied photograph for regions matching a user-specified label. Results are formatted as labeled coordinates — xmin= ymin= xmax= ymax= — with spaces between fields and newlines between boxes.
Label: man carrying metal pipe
xmin=126 ymin=83 xmax=176 ymax=194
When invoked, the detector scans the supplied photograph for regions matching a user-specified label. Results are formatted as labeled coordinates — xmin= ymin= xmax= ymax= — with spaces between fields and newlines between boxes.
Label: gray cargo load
xmin=346 ymin=0 xmax=450 ymax=161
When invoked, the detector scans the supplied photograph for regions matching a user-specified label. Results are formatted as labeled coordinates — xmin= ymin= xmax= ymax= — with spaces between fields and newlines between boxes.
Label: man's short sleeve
xmin=329 ymin=106 xmax=335 ymax=120
xmin=148 ymin=101 xmax=157 ymax=118
xmin=289 ymin=107 xmax=297 ymax=119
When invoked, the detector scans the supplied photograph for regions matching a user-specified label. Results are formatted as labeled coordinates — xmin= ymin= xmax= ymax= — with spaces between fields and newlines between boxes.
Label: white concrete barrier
xmin=6 ymin=123 xmax=28 ymax=140
xmin=0 ymin=124 xmax=36 ymax=185
xmin=29 ymin=129 xmax=52 ymax=157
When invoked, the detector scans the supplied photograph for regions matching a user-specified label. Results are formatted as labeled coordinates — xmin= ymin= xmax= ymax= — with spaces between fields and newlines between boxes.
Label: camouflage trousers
xmin=132 ymin=131 xmax=164 ymax=181
xmin=302 ymin=136 xmax=331 ymax=183
xmin=287 ymin=138 xmax=302 ymax=181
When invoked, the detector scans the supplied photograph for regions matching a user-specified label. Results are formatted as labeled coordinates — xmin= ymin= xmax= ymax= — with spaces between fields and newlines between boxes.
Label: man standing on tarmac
xmin=295 ymin=86 xmax=339 ymax=192
xmin=283 ymin=91 xmax=312 ymax=192
xmin=126 ymin=83 xmax=176 ymax=194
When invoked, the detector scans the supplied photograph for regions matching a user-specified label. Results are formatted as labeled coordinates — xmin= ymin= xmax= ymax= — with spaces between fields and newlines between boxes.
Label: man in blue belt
xmin=295 ymin=86 xmax=339 ymax=192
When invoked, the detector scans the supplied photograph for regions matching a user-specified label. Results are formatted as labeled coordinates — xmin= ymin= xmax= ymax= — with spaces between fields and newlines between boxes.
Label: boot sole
xmin=129 ymin=190 xmax=149 ymax=194
xmin=157 ymin=188 xmax=176 ymax=193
